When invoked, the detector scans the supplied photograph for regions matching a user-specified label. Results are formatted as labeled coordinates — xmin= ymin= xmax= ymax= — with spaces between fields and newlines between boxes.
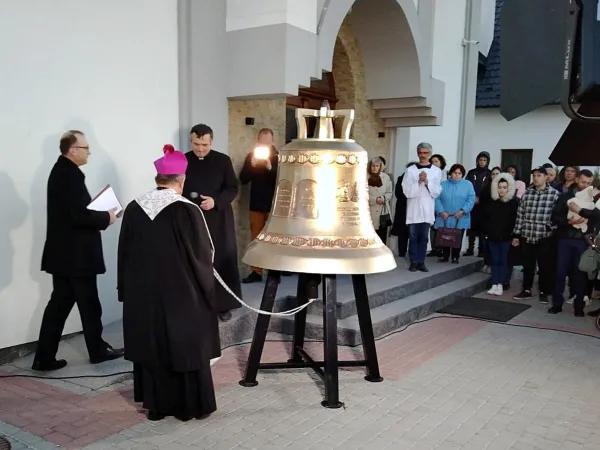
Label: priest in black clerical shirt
xmin=182 ymin=124 xmax=242 ymax=322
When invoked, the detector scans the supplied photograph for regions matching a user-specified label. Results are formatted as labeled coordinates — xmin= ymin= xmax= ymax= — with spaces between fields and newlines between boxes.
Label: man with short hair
xmin=512 ymin=166 xmax=560 ymax=303
xmin=550 ymin=169 xmax=595 ymax=317
xmin=33 ymin=130 xmax=123 ymax=371
xmin=401 ymin=142 xmax=442 ymax=272
xmin=239 ymin=128 xmax=279 ymax=283
xmin=183 ymin=124 xmax=242 ymax=322
xmin=542 ymin=163 xmax=562 ymax=191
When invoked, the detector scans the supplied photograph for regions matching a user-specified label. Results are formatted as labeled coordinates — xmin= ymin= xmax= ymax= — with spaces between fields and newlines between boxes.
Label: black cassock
xmin=183 ymin=150 xmax=242 ymax=313
xmin=117 ymin=188 xmax=221 ymax=419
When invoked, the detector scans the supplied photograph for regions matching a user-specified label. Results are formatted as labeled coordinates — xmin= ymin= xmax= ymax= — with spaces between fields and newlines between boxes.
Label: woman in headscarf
xmin=368 ymin=157 xmax=393 ymax=245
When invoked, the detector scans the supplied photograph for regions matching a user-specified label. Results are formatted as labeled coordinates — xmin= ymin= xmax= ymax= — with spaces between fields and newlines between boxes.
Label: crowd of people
xmin=31 ymin=127 xmax=600 ymax=422
xmin=387 ymin=143 xmax=600 ymax=315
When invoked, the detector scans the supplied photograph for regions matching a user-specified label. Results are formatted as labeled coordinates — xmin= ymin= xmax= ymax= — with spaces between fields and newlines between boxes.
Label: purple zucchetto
xmin=154 ymin=144 xmax=188 ymax=175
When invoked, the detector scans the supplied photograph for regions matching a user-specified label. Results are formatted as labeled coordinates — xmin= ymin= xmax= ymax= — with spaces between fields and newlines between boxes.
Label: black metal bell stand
xmin=239 ymin=270 xmax=383 ymax=408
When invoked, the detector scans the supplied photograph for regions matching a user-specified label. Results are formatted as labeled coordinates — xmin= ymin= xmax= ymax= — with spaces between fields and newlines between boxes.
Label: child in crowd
xmin=482 ymin=173 xmax=519 ymax=295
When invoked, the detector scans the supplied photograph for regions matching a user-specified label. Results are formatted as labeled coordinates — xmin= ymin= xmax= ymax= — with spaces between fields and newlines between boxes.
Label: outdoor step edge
xmin=268 ymin=273 xmax=489 ymax=347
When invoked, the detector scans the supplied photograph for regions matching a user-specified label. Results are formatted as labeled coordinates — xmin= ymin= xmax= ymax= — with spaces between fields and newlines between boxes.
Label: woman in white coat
xmin=368 ymin=157 xmax=393 ymax=244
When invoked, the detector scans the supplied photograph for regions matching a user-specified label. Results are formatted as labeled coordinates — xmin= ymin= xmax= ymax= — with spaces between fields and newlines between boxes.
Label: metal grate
xmin=0 ymin=437 xmax=11 ymax=450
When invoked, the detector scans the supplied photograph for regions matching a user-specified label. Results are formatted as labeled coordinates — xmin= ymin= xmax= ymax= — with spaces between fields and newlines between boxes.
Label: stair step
xmin=269 ymin=272 xmax=489 ymax=347
xmin=305 ymin=259 xmax=483 ymax=319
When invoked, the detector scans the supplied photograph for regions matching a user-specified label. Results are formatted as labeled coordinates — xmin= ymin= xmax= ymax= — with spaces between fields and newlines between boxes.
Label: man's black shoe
xmin=417 ymin=263 xmax=429 ymax=272
xmin=147 ymin=411 xmax=165 ymax=421
xmin=587 ymin=308 xmax=600 ymax=317
xmin=513 ymin=290 xmax=532 ymax=300
xmin=31 ymin=359 xmax=67 ymax=372
xmin=463 ymin=249 xmax=474 ymax=257
xmin=242 ymin=271 xmax=262 ymax=284
xmin=574 ymin=309 xmax=585 ymax=317
xmin=90 ymin=347 xmax=124 ymax=364
xmin=409 ymin=263 xmax=418 ymax=272
xmin=547 ymin=306 xmax=562 ymax=314
xmin=539 ymin=293 xmax=549 ymax=305
xmin=219 ymin=311 xmax=233 ymax=322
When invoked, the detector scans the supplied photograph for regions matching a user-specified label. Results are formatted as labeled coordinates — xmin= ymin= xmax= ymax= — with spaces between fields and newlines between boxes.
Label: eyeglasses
xmin=73 ymin=146 xmax=90 ymax=153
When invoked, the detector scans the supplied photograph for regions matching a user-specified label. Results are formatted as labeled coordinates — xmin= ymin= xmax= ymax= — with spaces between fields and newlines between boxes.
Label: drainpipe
xmin=456 ymin=0 xmax=481 ymax=164
xmin=177 ymin=0 xmax=193 ymax=151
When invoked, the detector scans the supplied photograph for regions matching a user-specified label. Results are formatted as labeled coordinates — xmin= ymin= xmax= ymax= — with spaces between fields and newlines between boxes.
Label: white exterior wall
xmin=0 ymin=1 xmax=180 ymax=349
xmin=472 ymin=106 xmax=570 ymax=169
xmin=394 ymin=0 xmax=467 ymax=171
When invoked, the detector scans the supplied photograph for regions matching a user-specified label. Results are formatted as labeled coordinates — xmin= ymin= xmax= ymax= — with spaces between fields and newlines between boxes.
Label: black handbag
xmin=380 ymin=203 xmax=392 ymax=227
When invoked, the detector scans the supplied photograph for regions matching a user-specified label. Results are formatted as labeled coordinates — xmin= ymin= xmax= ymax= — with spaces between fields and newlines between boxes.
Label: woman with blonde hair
xmin=368 ymin=157 xmax=393 ymax=244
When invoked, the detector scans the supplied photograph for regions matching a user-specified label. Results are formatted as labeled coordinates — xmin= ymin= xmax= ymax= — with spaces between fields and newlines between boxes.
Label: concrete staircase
xmin=267 ymin=259 xmax=488 ymax=346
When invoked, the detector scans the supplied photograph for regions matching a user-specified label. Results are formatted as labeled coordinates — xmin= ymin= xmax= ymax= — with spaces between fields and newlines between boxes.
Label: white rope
xmin=214 ymin=270 xmax=318 ymax=316
xmin=189 ymin=192 xmax=318 ymax=317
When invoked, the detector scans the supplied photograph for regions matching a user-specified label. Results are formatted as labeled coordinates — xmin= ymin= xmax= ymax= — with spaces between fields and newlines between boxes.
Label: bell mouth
xmin=242 ymin=240 xmax=397 ymax=275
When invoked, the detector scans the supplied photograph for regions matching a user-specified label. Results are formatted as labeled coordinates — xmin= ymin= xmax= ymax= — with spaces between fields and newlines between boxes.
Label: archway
xmin=317 ymin=0 xmax=444 ymax=127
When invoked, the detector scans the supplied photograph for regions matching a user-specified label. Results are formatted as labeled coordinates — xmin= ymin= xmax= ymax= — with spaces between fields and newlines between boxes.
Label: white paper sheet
xmin=87 ymin=185 xmax=123 ymax=215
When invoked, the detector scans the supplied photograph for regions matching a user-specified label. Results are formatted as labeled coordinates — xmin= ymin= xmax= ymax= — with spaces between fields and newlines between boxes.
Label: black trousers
xmin=376 ymin=225 xmax=388 ymax=246
xmin=521 ymin=237 xmax=556 ymax=294
xmin=396 ymin=225 xmax=410 ymax=257
xmin=34 ymin=275 xmax=106 ymax=362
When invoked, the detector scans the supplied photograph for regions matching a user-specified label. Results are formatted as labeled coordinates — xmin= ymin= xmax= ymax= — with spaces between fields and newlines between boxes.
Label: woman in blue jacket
xmin=434 ymin=164 xmax=476 ymax=263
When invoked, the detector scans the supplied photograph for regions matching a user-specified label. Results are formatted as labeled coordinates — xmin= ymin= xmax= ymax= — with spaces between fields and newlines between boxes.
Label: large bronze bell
xmin=242 ymin=103 xmax=397 ymax=275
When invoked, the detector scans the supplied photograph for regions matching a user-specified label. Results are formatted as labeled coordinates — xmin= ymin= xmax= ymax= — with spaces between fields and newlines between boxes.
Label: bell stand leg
xmin=321 ymin=274 xmax=343 ymax=409
xmin=288 ymin=273 xmax=309 ymax=363
xmin=239 ymin=270 xmax=281 ymax=387
xmin=351 ymin=275 xmax=383 ymax=382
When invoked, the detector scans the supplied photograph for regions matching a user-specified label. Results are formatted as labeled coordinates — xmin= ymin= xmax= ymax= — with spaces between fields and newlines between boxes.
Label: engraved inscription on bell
xmin=272 ymin=179 xmax=293 ymax=217
xmin=291 ymin=179 xmax=318 ymax=219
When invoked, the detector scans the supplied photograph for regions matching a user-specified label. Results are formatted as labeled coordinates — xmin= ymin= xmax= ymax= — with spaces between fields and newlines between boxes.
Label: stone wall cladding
xmin=333 ymin=20 xmax=391 ymax=165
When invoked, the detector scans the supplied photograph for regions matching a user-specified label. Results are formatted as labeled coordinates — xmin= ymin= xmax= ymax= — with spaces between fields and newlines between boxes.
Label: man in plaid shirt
xmin=512 ymin=167 xmax=560 ymax=303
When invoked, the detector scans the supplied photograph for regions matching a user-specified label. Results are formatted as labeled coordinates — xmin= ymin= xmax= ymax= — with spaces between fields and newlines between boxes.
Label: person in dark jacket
xmin=427 ymin=154 xmax=447 ymax=257
xmin=390 ymin=162 xmax=416 ymax=257
xmin=239 ymin=128 xmax=279 ymax=283
xmin=549 ymin=169 xmax=595 ymax=317
xmin=465 ymin=151 xmax=491 ymax=256
xmin=33 ymin=130 xmax=123 ymax=372
xmin=478 ymin=167 xmax=502 ymax=273
xmin=482 ymin=173 xmax=519 ymax=295
xmin=542 ymin=163 xmax=563 ymax=191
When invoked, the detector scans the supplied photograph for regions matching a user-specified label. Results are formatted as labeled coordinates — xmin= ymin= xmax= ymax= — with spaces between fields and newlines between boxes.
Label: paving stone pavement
xmin=3 ymin=294 xmax=600 ymax=449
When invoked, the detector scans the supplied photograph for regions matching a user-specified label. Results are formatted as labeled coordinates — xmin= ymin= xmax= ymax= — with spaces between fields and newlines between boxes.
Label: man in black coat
xmin=549 ymin=169 xmax=595 ymax=317
xmin=32 ymin=130 xmax=124 ymax=371
xmin=465 ymin=151 xmax=491 ymax=256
